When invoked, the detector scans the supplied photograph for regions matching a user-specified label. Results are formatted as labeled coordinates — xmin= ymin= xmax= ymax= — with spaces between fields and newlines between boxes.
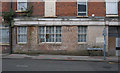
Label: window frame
xmin=17 ymin=0 xmax=27 ymax=11
xmin=17 ymin=27 xmax=27 ymax=44
xmin=78 ymin=26 xmax=87 ymax=43
xmin=38 ymin=26 xmax=62 ymax=44
xmin=77 ymin=0 xmax=88 ymax=16
xmin=0 ymin=27 xmax=9 ymax=45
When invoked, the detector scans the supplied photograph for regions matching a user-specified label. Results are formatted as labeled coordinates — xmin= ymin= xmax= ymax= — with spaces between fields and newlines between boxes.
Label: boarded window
xmin=44 ymin=0 xmax=56 ymax=17
xmin=106 ymin=2 xmax=118 ymax=15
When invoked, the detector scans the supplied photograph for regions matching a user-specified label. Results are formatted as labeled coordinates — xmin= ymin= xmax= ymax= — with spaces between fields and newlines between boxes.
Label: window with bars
xmin=0 ymin=28 xmax=9 ymax=43
xmin=38 ymin=26 xmax=62 ymax=43
xmin=17 ymin=0 xmax=27 ymax=11
xmin=78 ymin=26 xmax=87 ymax=42
xmin=17 ymin=27 xmax=27 ymax=43
xmin=77 ymin=2 xmax=87 ymax=16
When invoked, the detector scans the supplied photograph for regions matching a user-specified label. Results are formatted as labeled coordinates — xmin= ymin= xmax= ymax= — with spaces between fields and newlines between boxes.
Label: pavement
xmin=0 ymin=54 xmax=119 ymax=62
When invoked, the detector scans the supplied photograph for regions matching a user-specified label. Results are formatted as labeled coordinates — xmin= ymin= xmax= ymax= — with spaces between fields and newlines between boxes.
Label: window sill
xmin=76 ymin=16 xmax=88 ymax=18
xmin=17 ymin=42 xmax=27 ymax=45
xmin=78 ymin=42 xmax=87 ymax=44
xmin=15 ymin=10 xmax=27 ymax=13
xmin=0 ymin=43 xmax=9 ymax=46
xmin=39 ymin=42 xmax=62 ymax=45
xmin=106 ymin=15 xmax=118 ymax=17
xmin=43 ymin=16 xmax=58 ymax=18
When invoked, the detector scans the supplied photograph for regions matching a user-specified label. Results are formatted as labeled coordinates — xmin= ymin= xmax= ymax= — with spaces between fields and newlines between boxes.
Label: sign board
xmin=103 ymin=28 xmax=107 ymax=36
xmin=87 ymin=48 xmax=103 ymax=50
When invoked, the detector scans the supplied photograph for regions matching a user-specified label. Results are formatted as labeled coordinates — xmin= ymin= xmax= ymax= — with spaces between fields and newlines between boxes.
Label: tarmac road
xmin=2 ymin=58 xmax=119 ymax=71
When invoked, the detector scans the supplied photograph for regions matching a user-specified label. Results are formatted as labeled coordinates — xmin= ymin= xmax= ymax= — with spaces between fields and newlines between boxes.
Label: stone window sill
xmin=39 ymin=42 xmax=62 ymax=45
xmin=15 ymin=10 xmax=27 ymax=13
xmin=106 ymin=15 xmax=118 ymax=17
xmin=0 ymin=43 xmax=9 ymax=46
xmin=43 ymin=16 xmax=58 ymax=18
xmin=78 ymin=42 xmax=87 ymax=45
xmin=76 ymin=16 xmax=88 ymax=18
xmin=17 ymin=42 xmax=27 ymax=45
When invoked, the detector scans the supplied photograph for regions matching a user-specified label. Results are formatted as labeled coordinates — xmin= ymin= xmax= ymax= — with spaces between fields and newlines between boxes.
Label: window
xmin=77 ymin=2 xmax=87 ymax=16
xmin=106 ymin=1 xmax=118 ymax=15
xmin=17 ymin=27 xmax=27 ymax=43
xmin=0 ymin=28 xmax=9 ymax=44
xmin=78 ymin=26 xmax=87 ymax=42
xmin=17 ymin=0 xmax=27 ymax=11
xmin=38 ymin=26 xmax=62 ymax=43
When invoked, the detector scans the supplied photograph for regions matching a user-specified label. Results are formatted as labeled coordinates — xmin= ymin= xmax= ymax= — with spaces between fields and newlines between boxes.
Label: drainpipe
xmin=103 ymin=18 xmax=108 ymax=60
xmin=10 ymin=0 xmax=13 ymax=54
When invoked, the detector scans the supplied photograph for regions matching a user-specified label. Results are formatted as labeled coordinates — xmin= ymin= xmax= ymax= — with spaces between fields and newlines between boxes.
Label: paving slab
xmin=1 ymin=54 xmax=119 ymax=62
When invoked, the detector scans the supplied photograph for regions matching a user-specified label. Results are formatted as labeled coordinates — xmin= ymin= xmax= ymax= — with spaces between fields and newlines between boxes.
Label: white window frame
xmin=0 ymin=27 xmax=9 ymax=45
xmin=38 ymin=26 xmax=62 ymax=44
xmin=106 ymin=0 xmax=118 ymax=15
xmin=77 ymin=0 xmax=88 ymax=16
xmin=78 ymin=26 xmax=87 ymax=43
xmin=17 ymin=0 xmax=27 ymax=11
xmin=17 ymin=27 xmax=27 ymax=44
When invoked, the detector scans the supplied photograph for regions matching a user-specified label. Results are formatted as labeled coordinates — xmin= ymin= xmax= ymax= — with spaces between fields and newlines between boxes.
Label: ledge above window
xmin=106 ymin=14 xmax=118 ymax=17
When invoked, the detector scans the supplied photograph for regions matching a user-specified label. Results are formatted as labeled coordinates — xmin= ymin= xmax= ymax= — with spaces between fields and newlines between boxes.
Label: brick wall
xmin=29 ymin=2 xmax=44 ymax=16
xmin=56 ymin=2 xmax=77 ymax=16
xmin=12 ymin=2 xmax=17 ymax=11
xmin=12 ymin=26 xmax=78 ymax=52
xmin=0 ymin=45 xmax=10 ymax=53
xmin=12 ymin=25 xmax=106 ymax=53
xmin=88 ymin=2 xmax=106 ymax=16
xmin=11 ymin=2 xmax=44 ymax=16
xmin=2 ymin=2 xmax=10 ymax=12
xmin=1 ymin=2 xmax=120 ymax=17
xmin=108 ymin=37 xmax=116 ymax=56
xmin=12 ymin=27 xmax=29 ymax=52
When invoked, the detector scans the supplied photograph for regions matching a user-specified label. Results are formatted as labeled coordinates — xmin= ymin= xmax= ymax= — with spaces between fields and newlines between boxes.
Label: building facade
xmin=0 ymin=0 xmax=120 ymax=56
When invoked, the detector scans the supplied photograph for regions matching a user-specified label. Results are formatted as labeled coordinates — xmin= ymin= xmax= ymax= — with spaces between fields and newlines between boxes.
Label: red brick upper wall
xmin=29 ymin=2 xmax=44 ymax=16
xmin=2 ymin=2 xmax=10 ymax=12
xmin=1 ymin=1 xmax=120 ymax=17
xmin=88 ymin=2 xmax=106 ymax=17
xmin=56 ymin=2 xmax=77 ymax=16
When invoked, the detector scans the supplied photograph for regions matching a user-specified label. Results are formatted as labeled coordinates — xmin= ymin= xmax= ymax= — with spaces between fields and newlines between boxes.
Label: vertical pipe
xmin=10 ymin=0 xmax=12 ymax=54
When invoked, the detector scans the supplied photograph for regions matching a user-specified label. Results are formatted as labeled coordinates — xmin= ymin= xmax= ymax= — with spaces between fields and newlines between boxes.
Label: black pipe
xmin=10 ymin=0 xmax=13 ymax=54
